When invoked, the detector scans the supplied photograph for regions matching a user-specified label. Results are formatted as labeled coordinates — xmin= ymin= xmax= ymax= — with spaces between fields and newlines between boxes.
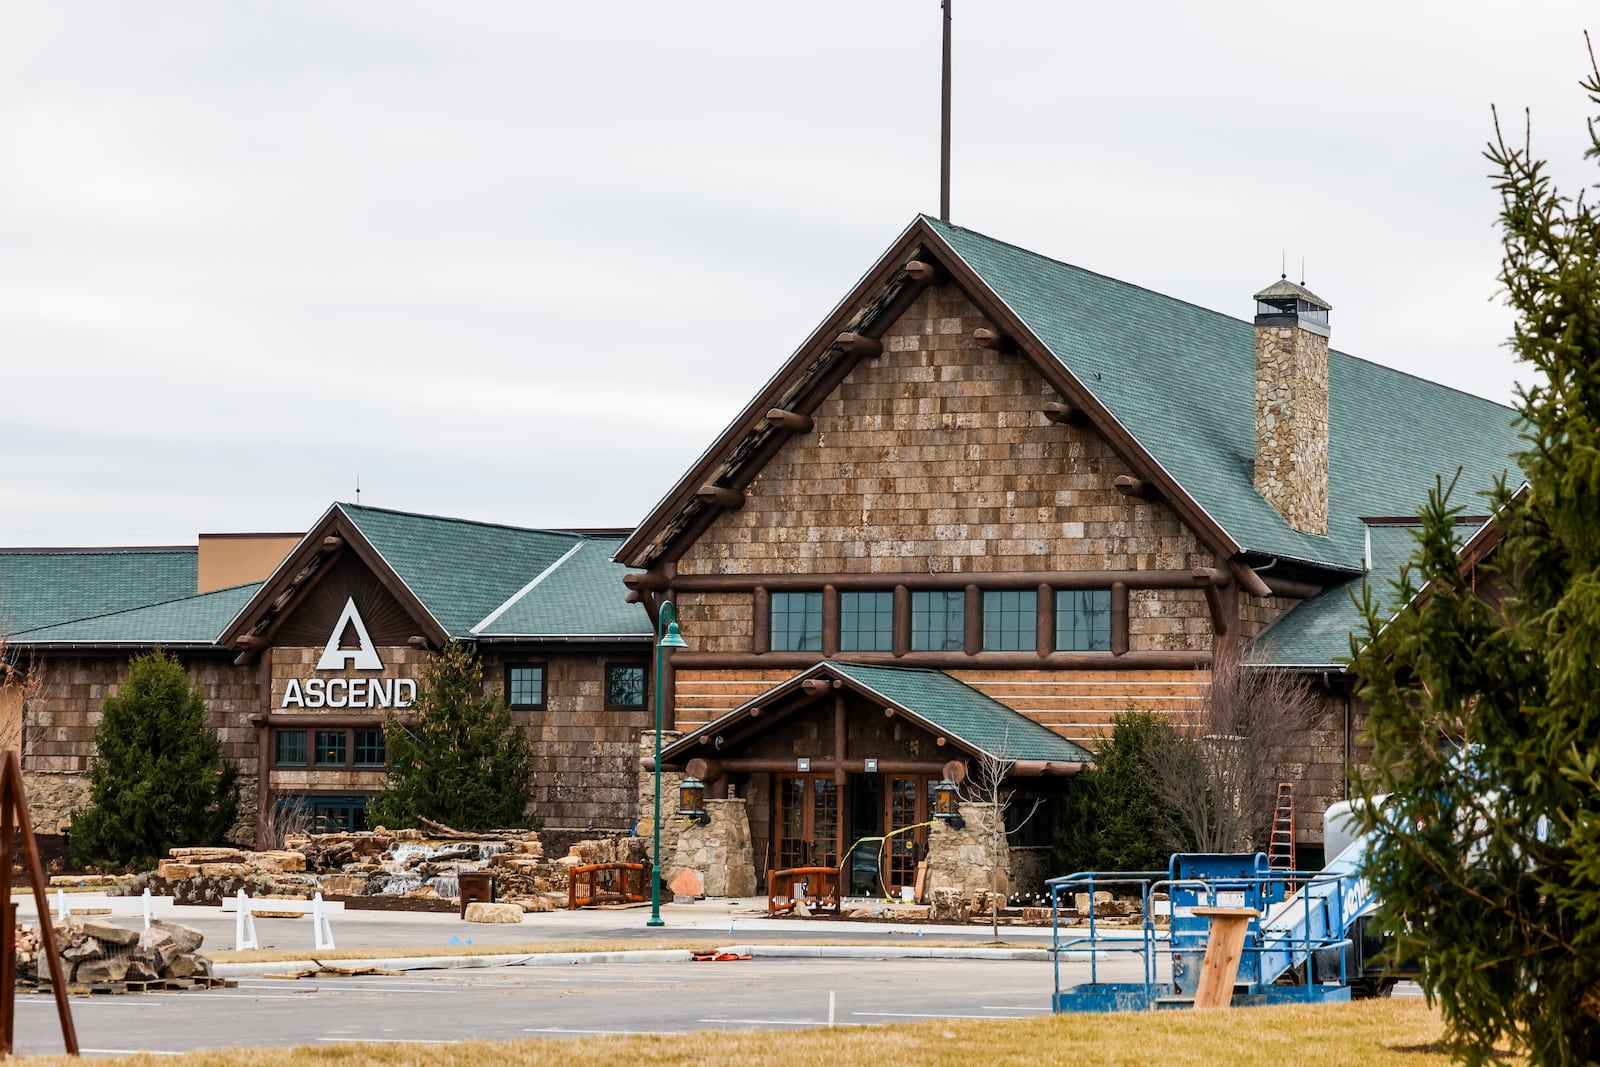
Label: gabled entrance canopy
xmin=658 ymin=660 xmax=1092 ymax=779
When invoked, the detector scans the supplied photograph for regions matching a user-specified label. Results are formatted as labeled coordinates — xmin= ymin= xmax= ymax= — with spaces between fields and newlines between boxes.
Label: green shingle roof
xmin=1244 ymin=525 xmax=1423 ymax=667
xmin=927 ymin=217 xmax=1523 ymax=573
xmin=474 ymin=536 xmax=651 ymax=638
xmin=825 ymin=662 xmax=1095 ymax=764
xmin=0 ymin=549 xmax=198 ymax=636
xmin=337 ymin=504 xmax=647 ymax=640
xmin=11 ymin=582 xmax=263 ymax=645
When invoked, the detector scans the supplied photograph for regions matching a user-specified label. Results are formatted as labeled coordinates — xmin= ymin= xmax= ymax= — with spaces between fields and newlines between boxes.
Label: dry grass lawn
xmin=18 ymin=999 xmax=1516 ymax=1066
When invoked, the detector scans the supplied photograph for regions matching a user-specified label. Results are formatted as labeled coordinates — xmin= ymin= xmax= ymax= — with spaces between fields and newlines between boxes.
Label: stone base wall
xmin=21 ymin=771 xmax=89 ymax=834
xmin=669 ymin=798 xmax=756 ymax=897
xmin=925 ymin=802 xmax=1009 ymax=901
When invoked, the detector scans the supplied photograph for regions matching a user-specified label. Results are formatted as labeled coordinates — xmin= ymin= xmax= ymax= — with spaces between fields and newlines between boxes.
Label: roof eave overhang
xmin=217 ymin=504 xmax=449 ymax=658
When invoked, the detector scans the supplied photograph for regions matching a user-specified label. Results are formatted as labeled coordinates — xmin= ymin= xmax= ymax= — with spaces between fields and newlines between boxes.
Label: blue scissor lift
xmin=1049 ymin=839 xmax=1371 ymax=1012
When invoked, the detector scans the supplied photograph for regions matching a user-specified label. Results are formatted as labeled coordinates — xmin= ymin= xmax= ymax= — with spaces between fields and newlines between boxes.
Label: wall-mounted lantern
xmin=932 ymin=778 xmax=965 ymax=829
xmin=678 ymin=775 xmax=709 ymax=824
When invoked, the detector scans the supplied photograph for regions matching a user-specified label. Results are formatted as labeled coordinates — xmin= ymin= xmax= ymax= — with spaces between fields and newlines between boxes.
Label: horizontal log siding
xmin=673 ymin=669 xmax=799 ymax=731
xmin=674 ymin=668 xmax=1210 ymax=750
xmin=672 ymin=285 xmax=1216 ymax=657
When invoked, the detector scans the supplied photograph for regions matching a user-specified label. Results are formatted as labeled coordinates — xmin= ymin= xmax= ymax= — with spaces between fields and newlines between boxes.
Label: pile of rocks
xmin=23 ymin=917 xmax=221 ymax=991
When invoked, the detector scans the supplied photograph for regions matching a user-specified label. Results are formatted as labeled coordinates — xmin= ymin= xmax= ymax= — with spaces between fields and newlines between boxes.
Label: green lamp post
xmin=649 ymin=600 xmax=687 ymax=927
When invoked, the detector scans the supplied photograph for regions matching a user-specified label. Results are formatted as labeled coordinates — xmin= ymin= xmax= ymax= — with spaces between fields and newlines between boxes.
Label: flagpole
xmin=940 ymin=0 xmax=952 ymax=221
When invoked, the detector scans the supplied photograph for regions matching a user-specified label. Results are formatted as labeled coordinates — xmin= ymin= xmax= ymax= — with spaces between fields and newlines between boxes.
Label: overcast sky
xmin=3 ymin=3 xmax=1595 ymax=546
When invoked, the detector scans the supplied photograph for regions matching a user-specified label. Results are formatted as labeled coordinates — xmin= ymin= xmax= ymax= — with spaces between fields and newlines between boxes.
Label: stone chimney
xmin=1252 ymin=277 xmax=1331 ymax=536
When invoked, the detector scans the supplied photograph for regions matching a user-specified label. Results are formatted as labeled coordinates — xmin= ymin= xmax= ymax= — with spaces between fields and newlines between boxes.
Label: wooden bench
xmin=767 ymin=866 xmax=841 ymax=916
xmin=568 ymin=863 xmax=648 ymax=909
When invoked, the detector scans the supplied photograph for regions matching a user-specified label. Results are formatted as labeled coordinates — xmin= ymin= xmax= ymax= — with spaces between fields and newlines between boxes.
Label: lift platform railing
xmin=1048 ymin=862 xmax=1364 ymax=1011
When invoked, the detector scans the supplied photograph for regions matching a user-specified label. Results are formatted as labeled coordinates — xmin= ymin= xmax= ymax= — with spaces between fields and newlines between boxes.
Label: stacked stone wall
xmin=481 ymin=651 xmax=648 ymax=830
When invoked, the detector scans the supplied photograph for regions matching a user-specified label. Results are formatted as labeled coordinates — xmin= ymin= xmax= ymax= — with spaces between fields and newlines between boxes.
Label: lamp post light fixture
xmin=932 ymin=777 xmax=965 ymax=830
xmin=649 ymin=600 xmax=687 ymax=928
xmin=678 ymin=775 xmax=709 ymax=825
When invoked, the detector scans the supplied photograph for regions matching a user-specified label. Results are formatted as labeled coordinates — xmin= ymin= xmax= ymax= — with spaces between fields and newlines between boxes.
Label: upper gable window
xmin=839 ymin=591 xmax=893 ymax=652
xmin=771 ymin=592 xmax=823 ymax=652
xmin=1056 ymin=589 xmax=1112 ymax=651
xmin=982 ymin=590 xmax=1036 ymax=651
xmin=911 ymin=590 xmax=965 ymax=651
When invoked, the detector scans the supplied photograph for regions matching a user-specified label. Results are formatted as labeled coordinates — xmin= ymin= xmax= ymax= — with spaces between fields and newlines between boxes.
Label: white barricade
xmin=51 ymin=889 xmax=176 ymax=923
xmin=234 ymin=890 xmax=258 ymax=951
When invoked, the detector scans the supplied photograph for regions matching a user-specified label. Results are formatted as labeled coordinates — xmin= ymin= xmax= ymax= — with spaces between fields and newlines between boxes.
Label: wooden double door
xmin=774 ymin=773 xmax=935 ymax=895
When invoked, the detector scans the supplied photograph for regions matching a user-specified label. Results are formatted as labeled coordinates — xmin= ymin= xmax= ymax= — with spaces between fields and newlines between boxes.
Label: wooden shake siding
xmin=675 ymin=667 xmax=1209 ymax=750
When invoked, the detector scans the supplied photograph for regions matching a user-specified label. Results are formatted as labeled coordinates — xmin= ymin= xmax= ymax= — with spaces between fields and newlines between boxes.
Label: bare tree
xmin=959 ymin=730 xmax=1043 ymax=942
xmin=0 ymin=632 xmax=38 ymax=759
xmin=1144 ymin=650 xmax=1323 ymax=854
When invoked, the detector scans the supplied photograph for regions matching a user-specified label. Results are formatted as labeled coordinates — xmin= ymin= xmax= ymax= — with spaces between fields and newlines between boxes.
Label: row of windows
xmin=505 ymin=663 xmax=647 ymax=710
xmin=275 ymin=728 xmax=386 ymax=768
xmin=771 ymin=588 xmax=1113 ymax=653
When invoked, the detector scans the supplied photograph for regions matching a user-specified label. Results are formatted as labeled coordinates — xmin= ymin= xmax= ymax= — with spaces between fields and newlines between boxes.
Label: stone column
xmin=924 ymin=801 xmax=1010 ymax=905
xmin=669 ymin=797 xmax=757 ymax=898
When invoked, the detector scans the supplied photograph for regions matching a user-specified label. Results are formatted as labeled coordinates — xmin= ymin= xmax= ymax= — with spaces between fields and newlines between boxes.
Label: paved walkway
xmin=15 ymin=892 xmax=1066 ymax=960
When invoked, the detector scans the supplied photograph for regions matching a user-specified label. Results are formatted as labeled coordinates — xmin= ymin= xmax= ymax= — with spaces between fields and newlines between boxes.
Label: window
xmin=606 ymin=664 xmax=646 ymax=708
xmin=275 ymin=730 xmax=307 ymax=767
xmin=770 ymin=591 xmax=823 ymax=651
xmin=353 ymin=729 xmax=386 ymax=767
xmin=1056 ymin=589 xmax=1112 ymax=651
xmin=507 ymin=664 xmax=546 ymax=708
xmin=911 ymin=590 xmax=965 ymax=651
xmin=280 ymin=795 xmax=369 ymax=834
xmin=983 ymin=590 xmax=1037 ymax=651
xmin=840 ymin=591 xmax=893 ymax=651
xmin=314 ymin=730 xmax=347 ymax=767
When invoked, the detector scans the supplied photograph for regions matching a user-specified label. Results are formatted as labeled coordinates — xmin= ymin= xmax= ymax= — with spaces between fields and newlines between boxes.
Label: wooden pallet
xmin=25 ymin=976 xmax=236 ymax=996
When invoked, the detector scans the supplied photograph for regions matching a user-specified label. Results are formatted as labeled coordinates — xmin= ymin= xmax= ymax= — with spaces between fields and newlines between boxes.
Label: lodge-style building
xmin=0 ymin=215 xmax=1520 ymax=892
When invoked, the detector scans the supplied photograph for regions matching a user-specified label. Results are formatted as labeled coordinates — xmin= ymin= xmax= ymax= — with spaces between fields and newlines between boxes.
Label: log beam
xmin=904 ymin=259 xmax=940 ymax=283
xmin=836 ymin=332 xmax=882 ymax=358
xmin=662 ymin=567 xmax=1230 ymax=592
xmin=696 ymin=485 xmax=745 ymax=510
xmin=765 ymin=408 xmax=814 ymax=433
xmin=322 ymin=535 xmax=344 ymax=550
xmin=671 ymin=649 xmax=1211 ymax=670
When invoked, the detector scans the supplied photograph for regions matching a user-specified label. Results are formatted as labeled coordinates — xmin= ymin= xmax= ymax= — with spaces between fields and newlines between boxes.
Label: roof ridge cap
xmin=339 ymin=502 xmax=593 ymax=541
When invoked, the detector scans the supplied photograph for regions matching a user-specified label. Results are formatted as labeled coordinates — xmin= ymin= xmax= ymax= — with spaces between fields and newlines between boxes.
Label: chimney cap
xmin=1253 ymin=276 xmax=1331 ymax=311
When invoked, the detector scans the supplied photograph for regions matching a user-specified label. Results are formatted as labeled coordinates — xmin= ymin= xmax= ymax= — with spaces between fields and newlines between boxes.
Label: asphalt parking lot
xmin=16 ymin=957 xmax=1067 ymax=1056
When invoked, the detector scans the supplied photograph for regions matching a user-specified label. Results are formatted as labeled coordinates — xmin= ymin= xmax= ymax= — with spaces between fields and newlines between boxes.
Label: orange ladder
xmin=1266 ymin=782 xmax=1296 ymax=872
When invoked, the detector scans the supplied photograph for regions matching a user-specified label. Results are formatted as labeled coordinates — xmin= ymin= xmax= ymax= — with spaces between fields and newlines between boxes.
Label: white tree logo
xmin=315 ymin=597 xmax=383 ymax=671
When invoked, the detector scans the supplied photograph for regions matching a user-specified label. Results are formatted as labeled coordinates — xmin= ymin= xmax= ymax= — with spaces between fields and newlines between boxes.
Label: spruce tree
xmin=1055 ymin=711 xmax=1177 ymax=874
xmin=368 ymin=641 xmax=531 ymax=830
xmin=1352 ymin=46 xmax=1600 ymax=1066
xmin=71 ymin=649 xmax=239 ymax=870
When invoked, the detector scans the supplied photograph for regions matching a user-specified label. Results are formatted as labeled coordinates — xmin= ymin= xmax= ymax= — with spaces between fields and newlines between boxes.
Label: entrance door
xmin=775 ymin=776 xmax=840 ymax=869
xmin=885 ymin=775 xmax=932 ymax=894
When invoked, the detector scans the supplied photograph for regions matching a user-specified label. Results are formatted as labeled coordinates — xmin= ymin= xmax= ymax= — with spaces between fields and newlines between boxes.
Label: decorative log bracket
xmin=696 ymin=485 xmax=745 ymax=510
xmin=765 ymin=408 xmax=814 ymax=433
xmin=973 ymin=328 xmax=1016 ymax=352
xmin=1114 ymin=475 xmax=1158 ymax=501
xmin=836 ymin=332 xmax=882 ymax=359
xmin=904 ymin=258 xmax=942 ymax=283
xmin=1042 ymin=400 xmax=1089 ymax=427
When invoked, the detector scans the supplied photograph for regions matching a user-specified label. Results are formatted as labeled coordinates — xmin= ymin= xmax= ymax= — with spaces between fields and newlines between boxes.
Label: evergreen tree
xmin=71 ymin=649 xmax=239 ymax=870
xmin=368 ymin=641 xmax=531 ymax=830
xmin=1352 ymin=48 xmax=1600 ymax=1066
xmin=1055 ymin=711 xmax=1178 ymax=874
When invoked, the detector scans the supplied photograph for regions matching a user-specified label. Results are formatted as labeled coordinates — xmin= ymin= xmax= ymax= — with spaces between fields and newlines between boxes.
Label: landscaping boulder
xmin=148 ymin=920 xmax=204 ymax=954
xmin=78 ymin=919 xmax=139 ymax=947
xmin=463 ymin=902 xmax=523 ymax=924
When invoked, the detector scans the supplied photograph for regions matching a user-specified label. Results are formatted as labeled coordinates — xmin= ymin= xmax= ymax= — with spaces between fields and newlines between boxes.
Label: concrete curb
xmin=216 ymin=944 xmax=1099 ymax=976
